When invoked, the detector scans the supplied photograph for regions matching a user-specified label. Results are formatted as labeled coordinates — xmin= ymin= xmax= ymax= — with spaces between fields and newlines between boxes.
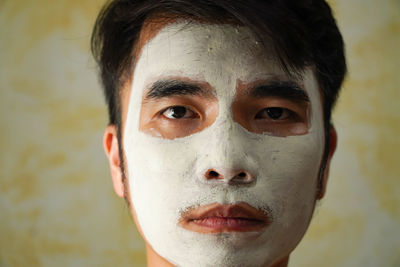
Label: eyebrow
xmin=145 ymin=79 xmax=213 ymax=100
xmin=249 ymin=81 xmax=310 ymax=102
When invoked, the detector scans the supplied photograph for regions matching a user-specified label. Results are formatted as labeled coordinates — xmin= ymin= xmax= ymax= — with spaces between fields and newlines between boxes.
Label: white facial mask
xmin=123 ymin=22 xmax=325 ymax=267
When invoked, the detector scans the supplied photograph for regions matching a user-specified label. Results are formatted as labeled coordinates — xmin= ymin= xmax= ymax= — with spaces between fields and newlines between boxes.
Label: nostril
xmin=208 ymin=170 xmax=219 ymax=178
xmin=230 ymin=170 xmax=254 ymax=185
xmin=204 ymin=169 xmax=254 ymax=183
xmin=238 ymin=172 xmax=247 ymax=178
xmin=205 ymin=169 xmax=222 ymax=180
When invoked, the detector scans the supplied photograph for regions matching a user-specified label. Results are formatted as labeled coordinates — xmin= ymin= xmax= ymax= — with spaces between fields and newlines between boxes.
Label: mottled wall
xmin=0 ymin=0 xmax=399 ymax=266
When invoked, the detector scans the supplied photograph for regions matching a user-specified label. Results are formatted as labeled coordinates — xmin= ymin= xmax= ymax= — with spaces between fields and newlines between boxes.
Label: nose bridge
xmin=210 ymin=113 xmax=242 ymax=167
xmin=196 ymin=110 xmax=257 ymax=185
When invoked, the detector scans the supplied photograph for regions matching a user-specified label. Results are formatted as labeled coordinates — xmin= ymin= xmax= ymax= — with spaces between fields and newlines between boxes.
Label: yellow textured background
xmin=0 ymin=0 xmax=399 ymax=266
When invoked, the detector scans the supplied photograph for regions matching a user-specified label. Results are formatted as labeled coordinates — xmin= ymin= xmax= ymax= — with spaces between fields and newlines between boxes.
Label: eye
xmin=255 ymin=107 xmax=292 ymax=120
xmin=161 ymin=106 xmax=198 ymax=119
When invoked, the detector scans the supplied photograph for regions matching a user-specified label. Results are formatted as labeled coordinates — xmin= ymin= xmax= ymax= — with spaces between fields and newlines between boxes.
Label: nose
xmin=204 ymin=168 xmax=255 ymax=185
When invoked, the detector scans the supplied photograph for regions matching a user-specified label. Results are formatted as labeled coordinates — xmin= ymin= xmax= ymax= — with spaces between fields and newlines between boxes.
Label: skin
xmin=103 ymin=18 xmax=337 ymax=267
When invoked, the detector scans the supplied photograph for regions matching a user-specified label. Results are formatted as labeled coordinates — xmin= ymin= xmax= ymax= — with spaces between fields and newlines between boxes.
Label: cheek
xmin=252 ymin=133 xmax=323 ymax=212
xmin=124 ymin=133 xmax=198 ymax=215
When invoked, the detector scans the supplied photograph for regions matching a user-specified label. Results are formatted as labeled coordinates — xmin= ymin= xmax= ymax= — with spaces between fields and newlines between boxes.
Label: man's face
xmin=120 ymin=21 xmax=325 ymax=266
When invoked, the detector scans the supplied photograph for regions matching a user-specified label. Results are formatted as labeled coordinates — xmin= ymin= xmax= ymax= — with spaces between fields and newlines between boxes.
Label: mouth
xmin=179 ymin=202 xmax=270 ymax=233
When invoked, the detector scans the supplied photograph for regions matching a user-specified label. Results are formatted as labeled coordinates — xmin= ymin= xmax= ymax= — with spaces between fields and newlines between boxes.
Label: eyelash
xmin=254 ymin=107 xmax=296 ymax=121
xmin=160 ymin=105 xmax=199 ymax=120
xmin=158 ymin=106 xmax=298 ymax=121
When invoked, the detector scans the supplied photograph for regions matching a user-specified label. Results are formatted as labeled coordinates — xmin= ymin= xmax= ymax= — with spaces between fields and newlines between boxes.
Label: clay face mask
xmin=123 ymin=22 xmax=325 ymax=266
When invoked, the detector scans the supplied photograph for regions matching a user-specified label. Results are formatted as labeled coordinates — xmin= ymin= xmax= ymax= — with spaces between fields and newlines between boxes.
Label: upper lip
xmin=180 ymin=202 xmax=270 ymax=223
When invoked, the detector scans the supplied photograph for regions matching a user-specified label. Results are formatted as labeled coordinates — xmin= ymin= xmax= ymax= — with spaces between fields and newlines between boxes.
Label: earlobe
xmin=103 ymin=125 xmax=125 ymax=198
xmin=317 ymin=125 xmax=337 ymax=199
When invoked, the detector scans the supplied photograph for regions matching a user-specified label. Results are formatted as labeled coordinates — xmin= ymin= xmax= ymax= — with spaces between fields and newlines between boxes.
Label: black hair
xmin=91 ymin=0 xmax=346 ymax=195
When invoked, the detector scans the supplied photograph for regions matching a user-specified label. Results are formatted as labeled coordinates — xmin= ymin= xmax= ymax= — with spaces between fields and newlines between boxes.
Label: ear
xmin=103 ymin=125 xmax=125 ymax=198
xmin=317 ymin=125 xmax=337 ymax=199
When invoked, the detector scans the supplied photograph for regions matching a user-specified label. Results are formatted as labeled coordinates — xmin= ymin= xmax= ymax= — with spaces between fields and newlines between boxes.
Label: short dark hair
xmin=91 ymin=0 xmax=346 ymax=130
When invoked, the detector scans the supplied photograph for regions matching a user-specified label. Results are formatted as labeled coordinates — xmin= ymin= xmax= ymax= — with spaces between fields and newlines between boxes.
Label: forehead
xmin=133 ymin=22 xmax=288 ymax=91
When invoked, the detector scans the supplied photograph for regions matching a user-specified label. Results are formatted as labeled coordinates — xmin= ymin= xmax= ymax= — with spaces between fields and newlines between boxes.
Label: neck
xmin=146 ymin=244 xmax=173 ymax=267
xmin=146 ymin=244 xmax=290 ymax=267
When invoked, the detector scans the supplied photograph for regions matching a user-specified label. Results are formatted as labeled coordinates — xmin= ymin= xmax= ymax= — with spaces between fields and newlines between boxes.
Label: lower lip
xmin=188 ymin=217 xmax=266 ymax=233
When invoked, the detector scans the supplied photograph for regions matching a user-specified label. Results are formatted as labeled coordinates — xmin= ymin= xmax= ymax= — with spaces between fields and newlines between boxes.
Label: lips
xmin=179 ymin=202 xmax=270 ymax=233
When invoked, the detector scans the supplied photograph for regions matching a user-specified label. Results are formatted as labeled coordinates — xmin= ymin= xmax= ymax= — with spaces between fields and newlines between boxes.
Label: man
xmin=91 ymin=0 xmax=346 ymax=266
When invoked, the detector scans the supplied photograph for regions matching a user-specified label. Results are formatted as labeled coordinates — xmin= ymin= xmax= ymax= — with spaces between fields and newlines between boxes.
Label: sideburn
xmin=117 ymin=123 xmax=131 ymax=208
xmin=316 ymin=122 xmax=331 ymax=199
